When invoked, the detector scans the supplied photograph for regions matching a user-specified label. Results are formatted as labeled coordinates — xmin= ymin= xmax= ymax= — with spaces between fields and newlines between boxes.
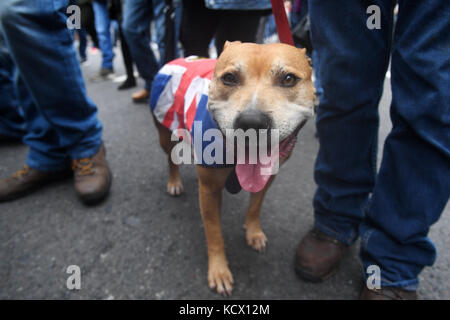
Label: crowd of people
xmin=0 ymin=0 xmax=448 ymax=300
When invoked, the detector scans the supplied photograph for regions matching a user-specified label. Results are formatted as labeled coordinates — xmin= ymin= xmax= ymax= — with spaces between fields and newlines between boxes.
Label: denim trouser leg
xmin=154 ymin=0 xmax=182 ymax=61
xmin=92 ymin=0 xmax=114 ymax=69
xmin=360 ymin=0 xmax=450 ymax=289
xmin=1 ymin=31 xmax=69 ymax=169
xmin=173 ymin=0 xmax=182 ymax=58
xmin=153 ymin=0 xmax=165 ymax=63
xmin=123 ymin=0 xmax=160 ymax=91
xmin=0 ymin=0 xmax=103 ymax=168
xmin=309 ymin=0 xmax=394 ymax=245
xmin=18 ymin=75 xmax=70 ymax=171
xmin=0 ymin=34 xmax=25 ymax=139
xmin=311 ymin=50 xmax=323 ymax=103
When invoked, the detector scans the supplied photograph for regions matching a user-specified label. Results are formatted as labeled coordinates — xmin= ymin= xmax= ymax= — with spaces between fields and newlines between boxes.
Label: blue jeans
xmin=173 ymin=0 xmax=182 ymax=58
xmin=0 ymin=0 xmax=103 ymax=171
xmin=310 ymin=0 xmax=449 ymax=290
xmin=122 ymin=0 xmax=160 ymax=91
xmin=290 ymin=0 xmax=308 ymax=29
xmin=152 ymin=0 xmax=165 ymax=62
xmin=0 ymin=33 xmax=25 ymax=139
xmin=151 ymin=0 xmax=182 ymax=61
xmin=92 ymin=0 xmax=114 ymax=69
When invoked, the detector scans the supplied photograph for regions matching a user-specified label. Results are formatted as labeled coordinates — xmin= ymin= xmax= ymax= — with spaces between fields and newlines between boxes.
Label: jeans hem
xmin=314 ymin=219 xmax=358 ymax=246
xmin=0 ymin=125 xmax=25 ymax=139
xmin=362 ymin=270 xmax=419 ymax=291
xmin=26 ymin=157 xmax=68 ymax=172
xmin=70 ymin=140 xmax=102 ymax=160
xmin=101 ymin=62 xmax=114 ymax=70
xmin=144 ymin=80 xmax=153 ymax=91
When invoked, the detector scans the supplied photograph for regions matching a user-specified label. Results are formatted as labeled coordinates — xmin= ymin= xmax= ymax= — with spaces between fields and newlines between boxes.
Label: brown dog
xmin=151 ymin=42 xmax=316 ymax=295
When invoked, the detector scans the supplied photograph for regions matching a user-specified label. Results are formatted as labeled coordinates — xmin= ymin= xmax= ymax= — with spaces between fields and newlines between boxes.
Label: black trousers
xmin=118 ymin=22 xmax=135 ymax=81
xmin=80 ymin=2 xmax=99 ymax=48
xmin=180 ymin=0 xmax=270 ymax=57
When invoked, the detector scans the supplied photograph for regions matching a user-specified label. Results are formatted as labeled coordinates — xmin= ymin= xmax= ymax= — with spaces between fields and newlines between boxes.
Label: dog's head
xmin=207 ymin=41 xmax=316 ymax=141
xmin=207 ymin=42 xmax=316 ymax=193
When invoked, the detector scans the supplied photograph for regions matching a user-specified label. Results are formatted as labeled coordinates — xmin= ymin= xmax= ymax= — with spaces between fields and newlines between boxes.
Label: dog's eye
xmin=280 ymin=73 xmax=300 ymax=87
xmin=221 ymin=72 xmax=239 ymax=86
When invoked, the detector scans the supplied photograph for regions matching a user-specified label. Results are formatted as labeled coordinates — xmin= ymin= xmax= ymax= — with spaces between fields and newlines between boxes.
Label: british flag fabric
xmin=150 ymin=56 xmax=227 ymax=167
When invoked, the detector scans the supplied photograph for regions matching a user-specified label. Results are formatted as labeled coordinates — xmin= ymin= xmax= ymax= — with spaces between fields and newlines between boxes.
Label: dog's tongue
xmin=235 ymin=160 xmax=271 ymax=193
xmin=235 ymin=134 xmax=297 ymax=193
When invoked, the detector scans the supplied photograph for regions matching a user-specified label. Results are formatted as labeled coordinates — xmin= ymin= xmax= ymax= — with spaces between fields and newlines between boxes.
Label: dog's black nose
xmin=233 ymin=109 xmax=272 ymax=131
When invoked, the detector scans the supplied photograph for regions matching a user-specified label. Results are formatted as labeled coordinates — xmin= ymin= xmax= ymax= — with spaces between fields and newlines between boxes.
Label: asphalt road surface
xmin=0 ymin=48 xmax=448 ymax=300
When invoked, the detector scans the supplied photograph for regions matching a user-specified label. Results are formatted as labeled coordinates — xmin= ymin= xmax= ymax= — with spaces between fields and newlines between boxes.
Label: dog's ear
xmin=223 ymin=40 xmax=242 ymax=50
xmin=297 ymin=47 xmax=312 ymax=66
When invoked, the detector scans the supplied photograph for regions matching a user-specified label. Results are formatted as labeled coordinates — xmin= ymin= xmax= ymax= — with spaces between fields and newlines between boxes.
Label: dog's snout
xmin=233 ymin=109 xmax=272 ymax=131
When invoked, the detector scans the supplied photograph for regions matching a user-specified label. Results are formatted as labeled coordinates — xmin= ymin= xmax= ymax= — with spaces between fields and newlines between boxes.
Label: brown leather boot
xmin=360 ymin=287 xmax=418 ymax=300
xmin=72 ymin=144 xmax=112 ymax=205
xmin=0 ymin=165 xmax=71 ymax=202
xmin=131 ymin=89 xmax=150 ymax=103
xmin=294 ymin=228 xmax=348 ymax=282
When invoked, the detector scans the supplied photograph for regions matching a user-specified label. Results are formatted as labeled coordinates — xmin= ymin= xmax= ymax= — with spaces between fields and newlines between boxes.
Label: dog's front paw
xmin=246 ymin=228 xmax=267 ymax=253
xmin=167 ymin=179 xmax=183 ymax=196
xmin=208 ymin=262 xmax=234 ymax=296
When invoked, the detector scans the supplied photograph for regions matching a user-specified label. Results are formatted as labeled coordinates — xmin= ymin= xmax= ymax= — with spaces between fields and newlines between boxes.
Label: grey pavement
xmin=0 ymin=47 xmax=448 ymax=300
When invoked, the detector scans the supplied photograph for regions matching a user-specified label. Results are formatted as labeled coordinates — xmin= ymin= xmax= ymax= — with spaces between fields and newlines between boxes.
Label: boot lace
xmin=12 ymin=165 xmax=32 ymax=179
xmin=72 ymin=158 xmax=95 ymax=176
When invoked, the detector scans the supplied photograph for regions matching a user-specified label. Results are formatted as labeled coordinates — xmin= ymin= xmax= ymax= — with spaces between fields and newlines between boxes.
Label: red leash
xmin=270 ymin=0 xmax=294 ymax=46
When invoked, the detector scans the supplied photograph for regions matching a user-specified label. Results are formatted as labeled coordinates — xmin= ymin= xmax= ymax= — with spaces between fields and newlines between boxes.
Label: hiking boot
xmin=72 ymin=144 xmax=112 ymax=205
xmin=294 ymin=228 xmax=348 ymax=282
xmin=0 ymin=165 xmax=71 ymax=202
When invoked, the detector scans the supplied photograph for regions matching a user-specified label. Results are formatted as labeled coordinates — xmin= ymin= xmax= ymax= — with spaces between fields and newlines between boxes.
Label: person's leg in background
xmin=80 ymin=1 xmax=99 ymax=49
xmin=293 ymin=0 xmax=323 ymax=111
xmin=0 ymin=33 xmax=25 ymax=142
xmin=152 ymin=0 xmax=165 ymax=63
xmin=214 ymin=9 xmax=269 ymax=56
xmin=290 ymin=0 xmax=308 ymax=29
xmin=311 ymin=49 xmax=323 ymax=101
xmin=122 ymin=0 xmax=160 ymax=103
xmin=108 ymin=0 xmax=136 ymax=90
xmin=91 ymin=0 xmax=114 ymax=80
xmin=77 ymin=28 xmax=88 ymax=63
xmin=263 ymin=14 xmax=277 ymax=41
xmin=295 ymin=0 xmax=393 ymax=282
xmin=111 ymin=20 xmax=119 ymax=47
xmin=156 ymin=0 xmax=180 ymax=63
xmin=359 ymin=0 xmax=450 ymax=299
xmin=180 ymin=0 xmax=218 ymax=57
xmin=0 ymin=0 xmax=112 ymax=204
xmin=173 ymin=0 xmax=182 ymax=58
xmin=117 ymin=21 xmax=136 ymax=90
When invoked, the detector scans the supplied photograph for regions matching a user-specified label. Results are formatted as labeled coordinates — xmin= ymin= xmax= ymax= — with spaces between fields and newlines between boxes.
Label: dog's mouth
xmin=234 ymin=120 xmax=307 ymax=193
